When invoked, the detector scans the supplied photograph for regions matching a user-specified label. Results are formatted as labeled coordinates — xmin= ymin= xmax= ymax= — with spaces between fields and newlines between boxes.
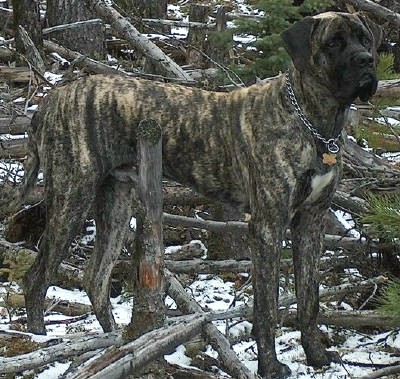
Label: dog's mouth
xmin=356 ymin=73 xmax=378 ymax=102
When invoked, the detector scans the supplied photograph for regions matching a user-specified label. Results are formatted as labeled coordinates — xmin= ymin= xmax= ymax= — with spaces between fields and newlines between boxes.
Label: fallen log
xmin=0 ymin=66 xmax=32 ymax=84
xmin=165 ymin=269 xmax=256 ymax=379
xmin=64 ymin=314 xmax=208 ymax=379
xmin=210 ymin=275 xmax=388 ymax=321
xmin=376 ymin=79 xmax=400 ymax=100
xmin=358 ymin=364 xmax=400 ymax=379
xmin=0 ymin=331 xmax=124 ymax=375
xmin=283 ymin=309 xmax=399 ymax=329
xmin=340 ymin=0 xmax=400 ymax=28
xmin=85 ymin=0 xmax=192 ymax=81
xmin=0 ymin=136 xmax=28 ymax=159
xmin=0 ymin=115 xmax=31 ymax=134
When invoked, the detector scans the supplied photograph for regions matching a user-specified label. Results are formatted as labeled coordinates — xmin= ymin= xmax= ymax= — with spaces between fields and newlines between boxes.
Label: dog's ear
xmin=281 ymin=17 xmax=318 ymax=72
xmin=357 ymin=12 xmax=383 ymax=50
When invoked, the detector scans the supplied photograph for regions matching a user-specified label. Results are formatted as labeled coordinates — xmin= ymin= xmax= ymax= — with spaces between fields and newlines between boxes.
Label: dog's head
xmin=282 ymin=12 xmax=382 ymax=105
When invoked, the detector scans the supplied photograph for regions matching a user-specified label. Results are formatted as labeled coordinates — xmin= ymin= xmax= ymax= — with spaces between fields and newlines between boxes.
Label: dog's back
xmin=26 ymin=74 xmax=281 ymax=206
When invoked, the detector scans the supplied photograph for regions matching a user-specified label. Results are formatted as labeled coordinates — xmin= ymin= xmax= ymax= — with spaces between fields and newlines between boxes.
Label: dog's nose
xmin=354 ymin=52 xmax=374 ymax=68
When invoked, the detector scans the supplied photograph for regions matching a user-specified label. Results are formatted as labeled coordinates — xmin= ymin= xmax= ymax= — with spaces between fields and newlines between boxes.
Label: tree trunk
xmin=11 ymin=0 xmax=42 ymax=57
xmin=127 ymin=119 xmax=165 ymax=339
xmin=46 ymin=0 xmax=105 ymax=60
xmin=187 ymin=4 xmax=210 ymax=68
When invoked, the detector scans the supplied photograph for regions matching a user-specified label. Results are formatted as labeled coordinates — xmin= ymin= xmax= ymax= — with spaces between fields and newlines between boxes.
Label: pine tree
xmin=234 ymin=0 xmax=333 ymax=82
xmin=361 ymin=195 xmax=400 ymax=320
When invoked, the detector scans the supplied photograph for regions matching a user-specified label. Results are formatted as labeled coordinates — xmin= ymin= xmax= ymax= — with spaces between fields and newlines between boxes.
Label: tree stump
xmin=187 ymin=4 xmax=211 ymax=68
xmin=127 ymin=119 xmax=165 ymax=339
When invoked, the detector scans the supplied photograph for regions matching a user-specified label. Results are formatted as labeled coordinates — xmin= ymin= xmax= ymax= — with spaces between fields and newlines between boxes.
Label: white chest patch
xmin=307 ymin=170 xmax=335 ymax=203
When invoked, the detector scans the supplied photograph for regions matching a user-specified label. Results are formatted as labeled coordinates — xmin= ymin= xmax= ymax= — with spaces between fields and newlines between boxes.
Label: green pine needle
xmin=361 ymin=194 xmax=400 ymax=242
xmin=377 ymin=278 xmax=400 ymax=322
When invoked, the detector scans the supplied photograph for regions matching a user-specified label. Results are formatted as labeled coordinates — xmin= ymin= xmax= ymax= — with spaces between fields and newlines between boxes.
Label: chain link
xmin=285 ymin=71 xmax=340 ymax=154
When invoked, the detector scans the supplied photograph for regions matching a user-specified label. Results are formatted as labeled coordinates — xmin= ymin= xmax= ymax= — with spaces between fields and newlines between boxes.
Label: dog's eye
xmin=360 ymin=35 xmax=372 ymax=48
xmin=326 ymin=39 xmax=341 ymax=49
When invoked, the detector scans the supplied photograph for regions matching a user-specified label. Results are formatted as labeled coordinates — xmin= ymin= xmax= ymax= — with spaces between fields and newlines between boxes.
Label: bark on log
xmin=65 ymin=314 xmax=207 ymax=379
xmin=0 ymin=66 xmax=32 ymax=84
xmin=129 ymin=119 xmax=165 ymax=337
xmin=0 ymin=115 xmax=31 ymax=134
xmin=0 ymin=331 xmax=124 ymax=375
xmin=358 ymin=364 xmax=400 ymax=379
xmin=260 ymin=309 xmax=399 ymax=329
xmin=376 ymin=79 xmax=400 ymax=99
xmin=85 ymin=0 xmax=192 ymax=80
xmin=166 ymin=269 xmax=256 ymax=379
xmin=340 ymin=0 xmax=400 ymax=27
xmin=0 ymin=136 xmax=27 ymax=159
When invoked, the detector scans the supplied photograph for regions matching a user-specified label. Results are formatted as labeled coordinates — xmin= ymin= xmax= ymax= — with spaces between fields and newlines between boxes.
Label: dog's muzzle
xmin=352 ymin=51 xmax=378 ymax=102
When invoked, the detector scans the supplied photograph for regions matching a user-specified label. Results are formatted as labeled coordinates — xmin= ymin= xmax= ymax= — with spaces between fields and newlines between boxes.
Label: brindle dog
xmin=18 ymin=12 xmax=380 ymax=379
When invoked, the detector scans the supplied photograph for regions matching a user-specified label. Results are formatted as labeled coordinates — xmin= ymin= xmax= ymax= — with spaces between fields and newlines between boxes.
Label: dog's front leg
xmin=291 ymin=208 xmax=340 ymax=367
xmin=250 ymin=220 xmax=291 ymax=379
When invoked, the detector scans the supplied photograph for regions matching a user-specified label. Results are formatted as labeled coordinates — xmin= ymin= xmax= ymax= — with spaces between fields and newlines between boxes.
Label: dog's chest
xmin=306 ymin=170 xmax=335 ymax=203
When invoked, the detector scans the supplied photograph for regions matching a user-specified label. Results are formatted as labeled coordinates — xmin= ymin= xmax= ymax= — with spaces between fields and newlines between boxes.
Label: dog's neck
xmin=287 ymin=68 xmax=349 ymax=142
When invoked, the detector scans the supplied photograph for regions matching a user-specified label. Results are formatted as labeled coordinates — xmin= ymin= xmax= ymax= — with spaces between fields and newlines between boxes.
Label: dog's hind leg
xmin=85 ymin=177 xmax=134 ymax=332
xmin=291 ymin=208 xmax=340 ymax=367
xmin=23 ymin=170 xmax=98 ymax=334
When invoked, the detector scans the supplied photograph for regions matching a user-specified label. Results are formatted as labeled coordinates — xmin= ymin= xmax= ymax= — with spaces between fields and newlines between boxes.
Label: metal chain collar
xmin=284 ymin=71 xmax=340 ymax=154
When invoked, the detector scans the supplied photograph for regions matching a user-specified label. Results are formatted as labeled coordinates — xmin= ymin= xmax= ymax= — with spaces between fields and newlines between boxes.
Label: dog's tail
xmin=19 ymin=111 xmax=40 ymax=205
xmin=0 ymin=111 xmax=41 ymax=219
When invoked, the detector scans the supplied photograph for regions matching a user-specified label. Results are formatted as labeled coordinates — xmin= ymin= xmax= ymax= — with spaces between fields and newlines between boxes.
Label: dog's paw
xmin=259 ymin=361 xmax=291 ymax=379
xmin=305 ymin=347 xmax=340 ymax=368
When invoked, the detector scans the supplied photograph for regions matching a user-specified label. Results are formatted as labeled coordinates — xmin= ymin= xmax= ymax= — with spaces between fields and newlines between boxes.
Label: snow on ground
xmin=2 ymin=249 xmax=399 ymax=379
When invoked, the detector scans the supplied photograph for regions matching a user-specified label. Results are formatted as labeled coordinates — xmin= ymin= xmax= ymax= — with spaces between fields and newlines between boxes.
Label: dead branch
xmin=43 ymin=40 xmax=126 ymax=77
xmin=163 ymin=212 xmax=247 ymax=233
xmin=280 ymin=275 xmax=388 ymax=308
xmin=17 ymin=26 xmax=45 ymax=74
xmin=0 ymin=331 xmax=124 ymax=375
xmin=340 ymin=0 xmax=400 ymax=27
xmin=64 ymin=314 xmax=207 ymax=379
xmin=166 ymin=269 xmax=256 ymax=379
xmin=142 ymin=18 xmax=214 ymax=29
xmin=332 ymin=190 xmax=368 ymax=216
xmin=85 ymin=0 xmax=192 ymax=81
xmin=211 ymin=275 xmax=388 ymax=321
xmin=166 ymin=258 xmax=253 ymax=274
xmin=358 ymin=364 xmax=400 ymax=379
xmin=43 ymin=19 xmax=103 ymax=35
xmin=283 ymin=309 xmax=399 ymax=329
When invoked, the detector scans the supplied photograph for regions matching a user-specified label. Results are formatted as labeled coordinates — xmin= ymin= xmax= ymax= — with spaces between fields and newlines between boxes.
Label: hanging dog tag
xmin=322 ymin=153 xmax=337 ymax=166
